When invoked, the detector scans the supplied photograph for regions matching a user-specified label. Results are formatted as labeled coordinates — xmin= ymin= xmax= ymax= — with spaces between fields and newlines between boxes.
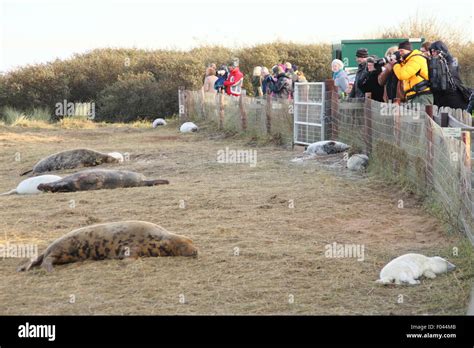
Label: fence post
xmin=394 ymin=98 xmax=401 ymax=147
xmin=183 ymin=88 xmax=189 ymax=121
xmin=363 ymin=94 xmax=373 ymax=154
xmin=425 ymin=105 xmax=434 ymax=186
xmin=325 ymin=79 xmax=338 ymax=140
xmin=178 ymin=86 xmax=184 ymax=120
xmin=219 ymin=93 xmax=225 ymax=130
xmin=239 ymin=90 xmax=248 ymax=131
xmin=440 ymin=112 xmax=449 ymax=127
xmin=266 ymin=92 xmax=272 ymax=135
xmin=199 ymin=88 xmax=206 ymax=120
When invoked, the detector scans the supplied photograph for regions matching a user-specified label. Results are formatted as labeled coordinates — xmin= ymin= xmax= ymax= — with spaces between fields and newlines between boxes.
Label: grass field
xmin=0 ymin=120 xmax=472 ymax=315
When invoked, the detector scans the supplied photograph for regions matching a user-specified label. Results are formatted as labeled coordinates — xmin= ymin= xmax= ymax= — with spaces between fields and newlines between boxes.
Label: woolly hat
xmin=398 ymin=41 xmax=413 ymax=51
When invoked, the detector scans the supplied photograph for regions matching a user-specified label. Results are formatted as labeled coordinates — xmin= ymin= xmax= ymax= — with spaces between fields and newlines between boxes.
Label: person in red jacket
xmin=224 ymin=60 xmax=244 ymax=96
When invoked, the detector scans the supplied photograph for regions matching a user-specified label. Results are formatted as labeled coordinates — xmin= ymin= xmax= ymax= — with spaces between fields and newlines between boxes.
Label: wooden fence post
xmin=440 ymin=112 xmax=449 ymax=127
xmin=199 ymin=88 xmax=206 ymax=120
xmin=183 ymin=88 xmax=189 ymax=121
xmin=178 ymin=86 xmax=184 ymax=120
xmin=266 ymin=92 xmax=272 ymax=135
xmin=394 ymin=98 xmax=401 ymax=147
xmin=325 ymin=79 xmax=338 ymax=140
xmin=219 ymin=92 xmax=225 ymax=130
xmin=425 ymin=104 xmax=434 ymax=186
xmin=239 ymin=90 xmax=248 ymax=131
xmin=364 ymin=94 xmax=373 ymax=154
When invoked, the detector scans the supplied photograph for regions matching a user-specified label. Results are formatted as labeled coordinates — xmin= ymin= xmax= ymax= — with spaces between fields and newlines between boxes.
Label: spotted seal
xmin=20 ymin=149 xmax=124 ymax=176
xmin=18 ymin=221 xmax=198 ymax=272
xmin=37 ymin=169 xmax=168 ymax=193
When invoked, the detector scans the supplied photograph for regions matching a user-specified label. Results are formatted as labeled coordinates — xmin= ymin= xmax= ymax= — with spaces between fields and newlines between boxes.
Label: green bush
xmin=1 ymin=35 xmax=471 ymax=122
xmin=96 ymin=72 xmax=161 ymax=122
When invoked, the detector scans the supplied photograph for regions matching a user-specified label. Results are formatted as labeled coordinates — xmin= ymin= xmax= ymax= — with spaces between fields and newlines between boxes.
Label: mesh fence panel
xmin=184 ymin=90 xmax=293 ymax=145
xmin=180 ymin=88 xmax=473 ymax=243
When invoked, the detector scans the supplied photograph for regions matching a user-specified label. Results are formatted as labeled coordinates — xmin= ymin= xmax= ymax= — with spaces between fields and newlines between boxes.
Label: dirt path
xmin=0 ymin=124 xmax=471 ymax=314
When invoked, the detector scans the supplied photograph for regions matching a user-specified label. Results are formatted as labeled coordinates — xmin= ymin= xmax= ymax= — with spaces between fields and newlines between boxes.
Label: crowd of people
xmin=202 ymin=60 xmax=307 ymax=99
xmin=331 ymin=40 xmax=473 ymax=113
xmin=202 ymin=41 xmax=474 ymax=114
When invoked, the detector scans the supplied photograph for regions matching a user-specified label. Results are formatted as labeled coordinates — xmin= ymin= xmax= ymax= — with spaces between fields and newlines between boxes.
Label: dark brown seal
xmin=18 ymin=221 xmax=198 ymax=272
xmin=20 ymin=149 xmax=123 ymax=176
xmin=37 ymin=169 xmax=168 ymax=192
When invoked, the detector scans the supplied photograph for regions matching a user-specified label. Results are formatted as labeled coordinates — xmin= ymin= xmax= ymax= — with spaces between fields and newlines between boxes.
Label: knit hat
xmin=398 ymin=41 xmax=413 ymax=51
xmin=355 ymin=48 xmax=368 ymax=58
xmin=331 ymin=59 xmax=344 ymax=70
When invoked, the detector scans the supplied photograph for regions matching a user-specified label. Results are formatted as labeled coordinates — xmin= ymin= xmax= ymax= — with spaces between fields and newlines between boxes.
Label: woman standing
xmin=202 ymin=67 xmax=218 ymax=94
xmin=331 ymin=59 xmax=349 ymax=97
xmin=252 ymin=66 xmax=263 ymax=97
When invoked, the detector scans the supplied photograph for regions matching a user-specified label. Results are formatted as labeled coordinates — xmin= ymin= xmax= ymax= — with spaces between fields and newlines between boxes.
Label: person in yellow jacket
xmin=391 ymin=41 xmax=433 ymax=106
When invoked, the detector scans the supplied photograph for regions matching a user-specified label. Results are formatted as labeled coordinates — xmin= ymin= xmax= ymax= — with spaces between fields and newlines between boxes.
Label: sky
xmin=0 ymin=0 xmax=473 ymax=72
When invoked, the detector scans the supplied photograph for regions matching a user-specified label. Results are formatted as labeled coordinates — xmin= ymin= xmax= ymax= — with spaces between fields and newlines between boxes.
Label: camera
xmin=375 ymin=51 xmax=402 ymax=67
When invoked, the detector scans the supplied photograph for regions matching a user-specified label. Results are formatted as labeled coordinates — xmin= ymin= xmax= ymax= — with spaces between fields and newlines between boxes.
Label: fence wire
xmin=183 ymin=90 xmax=293 ymax=145
xmin=332 ymin=97 xmax=473 ymax=243
xmin=180 ymin=88 xmax=474 ymax=243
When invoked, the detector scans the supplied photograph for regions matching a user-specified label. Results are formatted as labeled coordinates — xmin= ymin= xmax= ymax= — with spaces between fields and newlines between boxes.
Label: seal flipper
xmin=17 ymin=254 xmax=44 ymax=272
xmin=20 ymin=169 xmax=33 ymax=176
xmin=0 ymin=189 xmax=17 ymax=196
xmin=142 ymin=179 xmax=169 ymax=186
xmin=41 ymin=256 xmax=55 ymax=272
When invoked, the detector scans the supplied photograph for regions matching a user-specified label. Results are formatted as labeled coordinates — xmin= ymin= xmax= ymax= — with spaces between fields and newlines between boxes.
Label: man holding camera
xmin=391 ymin=41 xmax=433 ymax=106
xmin=358 ymin=55 xmax=385 ymax=102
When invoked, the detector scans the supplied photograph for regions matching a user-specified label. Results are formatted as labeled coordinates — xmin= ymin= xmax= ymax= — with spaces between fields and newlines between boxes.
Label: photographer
xmin=392 ymin=41 xmax=433 ymax=106
xmin=377 ymin=46 xmax=404 ymax=102
xmin=357 ymin=55 xmax=384 ymax=102
xmin=429 ymin=41 xmax=469 ymax=109
xmin=349 ymin=48 xmax=369 ymax=98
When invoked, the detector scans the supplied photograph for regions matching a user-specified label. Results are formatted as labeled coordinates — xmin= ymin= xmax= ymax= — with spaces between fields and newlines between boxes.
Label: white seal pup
xmin=180 ymin=122 xmax=199 ymax=133
xmin=304 ymin=141 xmax=350 ymax=155
xmin=376 ymin=253 xmax=456 ymax=285
xmin=152 ymin=118 xmax=167 ymax=128
xmin=0 ymin=175 xmax=63 ymax=196
xmin=347 ymin=154 xmax=369 ymax=171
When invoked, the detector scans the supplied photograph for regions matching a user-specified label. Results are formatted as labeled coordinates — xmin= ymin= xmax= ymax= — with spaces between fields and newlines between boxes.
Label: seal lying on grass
xmin=180 ymin=122 xmax=199 ymax=133
xmin=0 ymin=175 xmax=63 ymax=196
xmin=37 ymin=169 xmax=169 ymax=193
xmin=376 ymin=253 xmax=456 ymax=285
xmin=304 ymin=141 xmax=350 ymax=155
xmin=20 ymin=149 xmax=124 ymax=176
xmin=18 ymin=221 xmax=198 ymax=272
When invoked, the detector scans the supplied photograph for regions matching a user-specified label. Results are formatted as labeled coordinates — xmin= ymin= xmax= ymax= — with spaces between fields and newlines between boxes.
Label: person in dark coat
xmin=467 ymin=92 xmax=474 ymax=115
xmin=429 ymin=41 xmax=468 ymax=109
xmin=358 ymin=56 xmax=384 ymax=102
xmin=349 ymin=48 xmax=369 ymax=98
xmin=273 ymin=66 xmax=292 ymax=99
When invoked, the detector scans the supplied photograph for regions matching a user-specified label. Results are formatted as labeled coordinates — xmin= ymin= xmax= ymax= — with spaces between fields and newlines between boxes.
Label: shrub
xmin=96 ymin=72 xmax=163 ymax=122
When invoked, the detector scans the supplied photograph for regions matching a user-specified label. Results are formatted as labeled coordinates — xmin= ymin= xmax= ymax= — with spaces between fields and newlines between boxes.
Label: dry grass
xmin=0 ymin=124 xmax=472 ymax=315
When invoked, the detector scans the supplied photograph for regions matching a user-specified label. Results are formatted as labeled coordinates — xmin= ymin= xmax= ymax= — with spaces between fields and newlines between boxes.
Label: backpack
xmin=413 ymin=54 xmax=456 ymax=93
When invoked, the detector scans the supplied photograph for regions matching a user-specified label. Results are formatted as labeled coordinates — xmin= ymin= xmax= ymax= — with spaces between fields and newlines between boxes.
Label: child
xmin=214 ymin=65 xmax=229 ymax=94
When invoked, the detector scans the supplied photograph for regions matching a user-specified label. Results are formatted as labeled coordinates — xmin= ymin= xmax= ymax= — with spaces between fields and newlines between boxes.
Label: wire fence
xmin=178 ymin=84 xmax=474 ymax=244
xmin=329 ymin=86 xmax=473 ymax=244
xmin=180 ymin=88 xmax=293 ymax=146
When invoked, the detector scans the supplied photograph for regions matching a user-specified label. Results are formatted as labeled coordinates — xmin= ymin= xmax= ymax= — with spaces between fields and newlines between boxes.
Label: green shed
xmin=332 ymin=38 xmax=425 ymax=69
